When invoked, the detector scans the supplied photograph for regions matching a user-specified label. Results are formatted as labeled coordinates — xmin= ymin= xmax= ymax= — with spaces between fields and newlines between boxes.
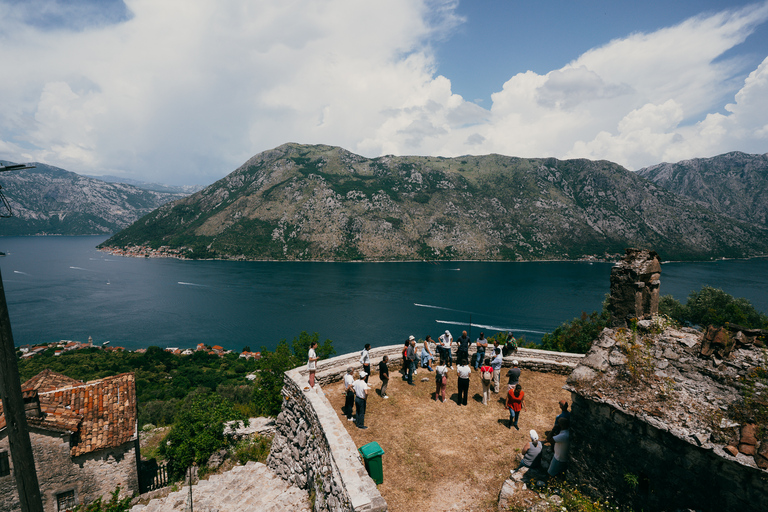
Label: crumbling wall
xmin=0 ymin=429 xmax=138 ymax=512
xmin=607 ymin=248 xmax=661 ymax=327
xmin=566 ymin=320 xmax=768 ymax=512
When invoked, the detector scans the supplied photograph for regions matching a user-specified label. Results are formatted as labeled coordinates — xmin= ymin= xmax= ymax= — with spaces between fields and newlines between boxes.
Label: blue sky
xmin=1 ymin=0 xmax=767 ymax=185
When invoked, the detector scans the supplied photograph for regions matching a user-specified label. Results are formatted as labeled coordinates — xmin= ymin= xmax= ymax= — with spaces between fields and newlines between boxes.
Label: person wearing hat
xmin=343 ymin=367 xmax=355 ymax=421
xmin=353 ymin=370 xmax=371 ymax=429
xmin=405 ymin=336 xmax=417 ymax=385
xmin=514 ymin=430 xmax=543 ymax=472
xmin=506 ymin=360 xmax=521 ymax=391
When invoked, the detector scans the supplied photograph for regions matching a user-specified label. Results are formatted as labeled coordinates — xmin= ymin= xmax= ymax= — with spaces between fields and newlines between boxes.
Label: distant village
xmin=17 ymin=336 xmax=262 ymax=360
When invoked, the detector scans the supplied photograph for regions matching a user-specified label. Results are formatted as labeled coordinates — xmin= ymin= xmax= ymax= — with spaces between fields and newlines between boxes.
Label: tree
xmin=159 ymin=392 xmax=245 ymax=478
xmin=540 ymin=310 xmax=611 ymax=354
xmin=252 ymin=332 xmax=335 ymax=416
xmin=659 ymin=286 xmax=768 ymax=329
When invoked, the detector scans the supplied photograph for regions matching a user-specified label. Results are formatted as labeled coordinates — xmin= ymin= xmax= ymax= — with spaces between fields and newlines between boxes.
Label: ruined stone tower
xmin=607 ymin=248 xmax=661 ymax=327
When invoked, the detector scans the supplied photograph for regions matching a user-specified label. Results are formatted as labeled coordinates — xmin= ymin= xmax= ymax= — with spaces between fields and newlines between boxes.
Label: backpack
xmin=482 ymin=368 xmax=492 ymax=382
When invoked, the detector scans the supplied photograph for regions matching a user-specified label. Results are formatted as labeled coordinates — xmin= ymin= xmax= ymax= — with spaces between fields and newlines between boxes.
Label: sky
xmin=0 ymin=0 xmax=767 ymax=186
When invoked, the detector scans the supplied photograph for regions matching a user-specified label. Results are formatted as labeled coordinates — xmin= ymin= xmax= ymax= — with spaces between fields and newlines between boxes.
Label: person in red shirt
xmin=506 ymin=384 xmax=526 ymax=430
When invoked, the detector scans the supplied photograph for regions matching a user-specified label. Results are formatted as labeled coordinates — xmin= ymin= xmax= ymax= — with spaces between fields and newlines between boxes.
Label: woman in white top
xmin=308 ymin=341 xmax=318 ymax=387
xmin=456 ymin=357 xmax=471 ymax=406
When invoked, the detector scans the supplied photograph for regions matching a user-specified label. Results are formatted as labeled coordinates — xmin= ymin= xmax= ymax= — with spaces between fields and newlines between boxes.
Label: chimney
xmin=22 ymin=389 xmax=41 ymax=418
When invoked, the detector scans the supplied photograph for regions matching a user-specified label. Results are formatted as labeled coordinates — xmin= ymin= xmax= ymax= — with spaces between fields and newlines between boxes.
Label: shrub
xmin=540 ymin=310 xmax=611 ymax=354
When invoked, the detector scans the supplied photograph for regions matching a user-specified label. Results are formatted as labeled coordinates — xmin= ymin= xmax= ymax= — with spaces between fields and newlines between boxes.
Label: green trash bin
xmin=358 ymin=441 xmax=385 ymax=485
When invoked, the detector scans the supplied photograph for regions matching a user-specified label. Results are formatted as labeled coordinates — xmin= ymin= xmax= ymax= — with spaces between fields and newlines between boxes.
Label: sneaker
xmin=428 ymin=368 xmax=433 ymax=372
xmin=357 ymin=425 xmax=368 ymax=430
xmin=408 ymin=383 xmax=416 ymax=386
xmin=414 ymin=370 xmax=418 ymax=375
xmin=383 ymin=395 xmax=389 ymax=399
xmin=348 ymin=417 xmax=354 ymax=422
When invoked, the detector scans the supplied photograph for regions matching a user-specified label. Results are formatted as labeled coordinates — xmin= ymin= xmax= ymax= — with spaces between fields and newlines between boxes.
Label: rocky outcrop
xmin=99 ymin=144 xmax=768 ymax=261
xmin=607 ymin=248 xmax=661 ymax=327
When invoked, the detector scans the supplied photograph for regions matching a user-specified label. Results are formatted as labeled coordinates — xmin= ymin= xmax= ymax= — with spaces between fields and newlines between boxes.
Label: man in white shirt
xmin=353 ymin=371 xmax=370 ymax=430
xmin=343 ymin=367 xmax=355 ymax=421
xmin=360 ymin=344 xmax=371 ymax=383
xmin=438 ymin=330 xmax=453 ymax=368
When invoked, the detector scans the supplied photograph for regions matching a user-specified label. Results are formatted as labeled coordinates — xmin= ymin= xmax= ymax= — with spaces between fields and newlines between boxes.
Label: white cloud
xmin=0 ymin=0 xmax=766 ymax=184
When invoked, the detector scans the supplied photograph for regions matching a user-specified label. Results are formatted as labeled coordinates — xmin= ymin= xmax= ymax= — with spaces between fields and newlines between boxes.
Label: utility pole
xmin=0 ymin=162 xmax=44 ymax=512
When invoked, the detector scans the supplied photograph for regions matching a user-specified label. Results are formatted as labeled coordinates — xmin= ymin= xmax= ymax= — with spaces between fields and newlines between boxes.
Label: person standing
xmin=479 ymin=361 xmax=493 ymax=405
xmin=406 ymin=336 xmax=417 ymax=385
xmin=551 ymin=400 xmax=571 ymax=435
xmin=401 ymin=339 xmax=410 ymax=380
xmin=360 ymin=343 xmax=371 ymax=383
xmin=456 ymin=357 xmax=471 ymax=406
xmin=474 ymin=332 xmax=488 ymax=370
xmin=343 ymin=367 xmax=355 ymax=421
xmin=421 ymin=336 xmax=435 ymax=371
xmin=435 ymin=362 xmax=448 ymax=403
xmin=439 ymin=330 xmax=453 ymax=368
xmin=506 ymin=360 xmax=521 ymax=391
xmin=491 ymin=347 xmax=503 ymax=393
xmin=547 ymin=418 xmax=570 ymax=477
xmin=353 ymin=371 xmax=370 ymax=430
xmin=308 ymin=341 xmax=318 ymax=387
xmin=456 ymin=330 xmax=471 ymax=368
xmin=378 ymin=355 xmax=390 ymax=399
xmin=506 ymin=384 xmax=525 ymax=430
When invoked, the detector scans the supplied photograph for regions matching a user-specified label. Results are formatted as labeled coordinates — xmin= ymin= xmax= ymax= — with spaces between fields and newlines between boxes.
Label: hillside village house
xmin=0 ymin=370 xmax=139 ymax=512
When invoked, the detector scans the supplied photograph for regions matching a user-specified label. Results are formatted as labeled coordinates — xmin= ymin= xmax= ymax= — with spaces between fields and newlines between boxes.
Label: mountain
xmin=637 ymin=152 xmax=768 ymax=227
xmin=98 ymin=143 xmax=768 ymax=262
xmin=0 ymin=163 xmax=189 ymax=236
xmin=84 ymin=174 xmax=203 ymax=195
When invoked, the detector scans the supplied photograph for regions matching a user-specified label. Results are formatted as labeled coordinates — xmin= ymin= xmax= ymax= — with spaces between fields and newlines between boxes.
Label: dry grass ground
xmin=325 ymin=367 xmax=570 ymax=512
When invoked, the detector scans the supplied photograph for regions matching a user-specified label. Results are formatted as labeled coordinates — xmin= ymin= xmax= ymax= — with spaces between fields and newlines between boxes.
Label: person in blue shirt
xmin=474 ymin=332 xmax=488 ymax=370
xmin=491 ymin=347 xmax=503 ymax=393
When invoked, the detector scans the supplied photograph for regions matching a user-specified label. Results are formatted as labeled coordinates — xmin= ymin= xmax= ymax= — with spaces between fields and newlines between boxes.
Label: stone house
xmin=0 ymin=370 xmax=139 ymax=512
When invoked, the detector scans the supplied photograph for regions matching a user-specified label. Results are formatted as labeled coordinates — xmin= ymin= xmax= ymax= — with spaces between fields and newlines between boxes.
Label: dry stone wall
xmin=267 ymin=366 xmax=387 ymax=512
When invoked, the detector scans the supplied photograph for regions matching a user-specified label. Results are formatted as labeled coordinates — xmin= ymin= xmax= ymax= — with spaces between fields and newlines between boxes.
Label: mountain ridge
xmin=98 ymin=143 xmax=768 ymax=262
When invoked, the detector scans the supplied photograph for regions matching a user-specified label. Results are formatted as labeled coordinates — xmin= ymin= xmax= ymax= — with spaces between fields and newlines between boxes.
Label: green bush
xmin=233 ymin=435 xmax=272 ymax=465
xmin=159 ymin=392 xmax=245 ymax=479
xmin=540 ymin=310 xmax=611 ymax=354
xmin=72 ymin=487 xmax=132 ymax=512
xmin=659 ymin=286 xmax=768 ymax=329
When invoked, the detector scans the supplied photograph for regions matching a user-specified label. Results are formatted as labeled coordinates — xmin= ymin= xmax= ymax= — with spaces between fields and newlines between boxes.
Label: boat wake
xmin=435 ymin=319 xmax=546 ymax=335
xmin=178 ymin=281 xmax=208 ymax=287
xmin=69 ymin=266 xmax=92 ymax=272
xmin=13 ymin=270 xmax=29 ymax=275
xmin=414 ymin=303 xmax=471 ymax=314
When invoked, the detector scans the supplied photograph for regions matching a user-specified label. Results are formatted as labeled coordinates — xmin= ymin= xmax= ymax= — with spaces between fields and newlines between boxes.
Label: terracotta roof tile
xmin=1 ymin=371 xmax=137 ymax=457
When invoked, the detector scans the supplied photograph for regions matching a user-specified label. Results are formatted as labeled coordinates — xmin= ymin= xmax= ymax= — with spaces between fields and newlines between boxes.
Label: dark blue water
xmin=0 ymin=236 xmax=765 ymax=354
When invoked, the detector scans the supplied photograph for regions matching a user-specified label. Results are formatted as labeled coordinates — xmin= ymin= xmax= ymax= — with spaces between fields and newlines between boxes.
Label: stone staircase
xmin=130 ymin=461 xmax=311 ymax=512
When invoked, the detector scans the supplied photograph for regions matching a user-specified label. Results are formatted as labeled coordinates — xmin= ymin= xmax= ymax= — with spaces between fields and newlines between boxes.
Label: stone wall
xmin=267 ymin=366 xmax=387 ymax=512
xmin=0 ymin=428 xmax=139 ymax=512
xmin=568 ymin=394 xmax=768 ymax=512
xmin=310 ymin=344 xmax=583 ymax=386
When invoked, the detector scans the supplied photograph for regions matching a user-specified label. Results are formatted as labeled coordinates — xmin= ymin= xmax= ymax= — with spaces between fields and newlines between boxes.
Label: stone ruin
xmin=607 ymin=248 xmax=661 ymax=328
xmin=566 ymin=313 xmax=768 ymax=510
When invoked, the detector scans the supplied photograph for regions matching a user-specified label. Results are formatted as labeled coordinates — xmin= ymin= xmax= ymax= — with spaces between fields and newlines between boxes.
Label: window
xmin=0 ymin=451 xmax=9 ymax=477
xmin=56 ymin=490 xmax=76 ymax=512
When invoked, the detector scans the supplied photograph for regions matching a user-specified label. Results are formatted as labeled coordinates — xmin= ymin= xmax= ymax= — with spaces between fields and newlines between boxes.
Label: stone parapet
xmin=267 ymin=367 xmax=387 ymax=512
xmin=304 ymin=344 xmax=584 ymax=385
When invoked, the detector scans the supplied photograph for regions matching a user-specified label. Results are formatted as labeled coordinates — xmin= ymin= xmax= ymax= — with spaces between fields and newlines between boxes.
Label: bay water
xmin=0 ymin=236 xmax=765 ymax=355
